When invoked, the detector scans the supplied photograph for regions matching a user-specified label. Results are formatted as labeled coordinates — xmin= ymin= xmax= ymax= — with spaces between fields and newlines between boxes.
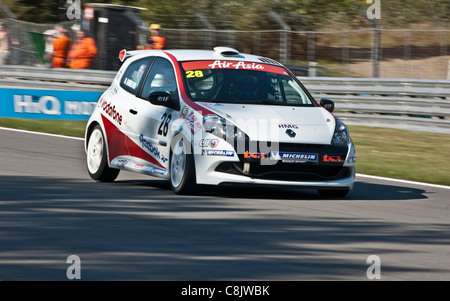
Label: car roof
xmin=123 ymin=47 xmax=284 ymax=66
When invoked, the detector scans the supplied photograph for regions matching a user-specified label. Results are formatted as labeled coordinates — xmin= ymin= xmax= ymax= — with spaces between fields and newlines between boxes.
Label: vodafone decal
xmin=99 ymin=97 xmax=122 ymax=125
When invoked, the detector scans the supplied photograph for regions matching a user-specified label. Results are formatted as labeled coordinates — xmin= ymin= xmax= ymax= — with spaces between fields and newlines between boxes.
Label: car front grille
xmin=215 ymin=162 xmax=351 ymax=182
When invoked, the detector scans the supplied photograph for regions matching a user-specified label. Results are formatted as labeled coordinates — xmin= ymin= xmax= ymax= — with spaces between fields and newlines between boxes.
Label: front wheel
xmin=170 ymin=135 xmax=197 ymax=194
xmin=86 ymin=125 xmax=120 ymax=182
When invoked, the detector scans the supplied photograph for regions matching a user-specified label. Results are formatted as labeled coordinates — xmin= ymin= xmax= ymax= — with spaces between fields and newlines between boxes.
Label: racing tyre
xmin=170 ymin=135 xmax=197 ymax=194
xmin=86 ymin=125 xmax=120 ymax=182
xmin=318 ymin=188 xmax=350 ymax=198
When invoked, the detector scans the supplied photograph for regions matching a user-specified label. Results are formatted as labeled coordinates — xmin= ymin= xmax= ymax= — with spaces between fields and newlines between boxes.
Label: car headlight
xmin=203 ymin=114 xmax=246 ymax=141
xmin=331 ymin=119 xmax=349 ymax=146
xmin=203 ymin=115 xmax=226 ymax=138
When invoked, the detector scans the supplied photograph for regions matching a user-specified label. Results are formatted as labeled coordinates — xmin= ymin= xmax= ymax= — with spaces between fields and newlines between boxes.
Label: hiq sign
xmin=0 ymin=88 xmax=102 ymax=120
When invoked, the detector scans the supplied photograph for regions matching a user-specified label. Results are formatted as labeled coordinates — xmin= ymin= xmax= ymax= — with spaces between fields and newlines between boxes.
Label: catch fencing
xmin=1 ymin=17 xmax=449 ymax=79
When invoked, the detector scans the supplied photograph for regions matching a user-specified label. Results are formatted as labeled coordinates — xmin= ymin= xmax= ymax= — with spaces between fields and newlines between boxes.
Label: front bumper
xmin=194 ymin=141 xmax=356 ymax=190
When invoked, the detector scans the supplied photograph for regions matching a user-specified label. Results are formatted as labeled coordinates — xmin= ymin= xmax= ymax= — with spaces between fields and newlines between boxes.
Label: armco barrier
xmin=297 ymin=76 xmax=450 ymax=134
xmin=1 ymin=65 xmax=450 ymax=134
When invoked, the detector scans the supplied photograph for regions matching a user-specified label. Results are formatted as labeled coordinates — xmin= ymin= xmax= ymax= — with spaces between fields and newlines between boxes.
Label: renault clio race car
xmin=85 ymin=47 xmax=356 ymax=197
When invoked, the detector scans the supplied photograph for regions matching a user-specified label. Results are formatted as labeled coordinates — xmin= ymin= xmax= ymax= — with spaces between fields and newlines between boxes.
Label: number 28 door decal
xmin=158 ymin=113 xmax=171 ymax=137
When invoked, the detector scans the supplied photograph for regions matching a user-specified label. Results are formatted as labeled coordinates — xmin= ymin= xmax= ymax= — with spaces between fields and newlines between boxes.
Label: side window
xmin=120 ymin=58 xmax=152 ymax=95
xmin=141 ymin=57 xmax=178 ymax=101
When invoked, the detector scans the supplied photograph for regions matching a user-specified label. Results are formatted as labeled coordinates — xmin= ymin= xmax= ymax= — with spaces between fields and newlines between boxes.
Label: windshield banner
xmin=182 ymin=60 xmax=289 ymax=75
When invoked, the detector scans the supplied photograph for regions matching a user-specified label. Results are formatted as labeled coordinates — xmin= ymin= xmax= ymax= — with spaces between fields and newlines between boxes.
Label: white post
xmin=309 ymin=61 xmax=317 ymax=77
xmin=447 ymin=60 xmax=450 ymax=80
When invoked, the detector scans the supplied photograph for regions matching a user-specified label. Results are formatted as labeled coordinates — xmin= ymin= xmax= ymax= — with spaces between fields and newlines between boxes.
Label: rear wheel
xmin=318 ymin=188 xmax=350 ymax=198
xmin=86 ymin=125 xmax=119 ymax=182
xmin=170 ymin=135 xmax=197 ymax=194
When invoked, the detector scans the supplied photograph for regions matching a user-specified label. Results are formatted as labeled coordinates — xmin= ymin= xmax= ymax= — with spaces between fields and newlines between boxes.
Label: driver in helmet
xmin=234 ymin=75 xmax=258 ymax=100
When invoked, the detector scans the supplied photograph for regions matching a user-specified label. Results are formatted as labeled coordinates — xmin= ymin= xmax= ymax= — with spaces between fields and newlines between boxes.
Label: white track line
xmin=356 ymin=173 xmax=450 ymax=190
xmin=0 ymin=127 xmax=84 ymax=141
xmin=1 ymin=127 xmax=449 ymax=190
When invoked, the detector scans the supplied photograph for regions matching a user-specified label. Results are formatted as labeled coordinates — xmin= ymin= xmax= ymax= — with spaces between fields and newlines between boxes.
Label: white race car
xmin=85 ymin=47 xmax=356 ymax=197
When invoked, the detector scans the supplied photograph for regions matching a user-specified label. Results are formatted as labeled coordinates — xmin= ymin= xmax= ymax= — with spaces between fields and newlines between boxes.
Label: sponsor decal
xmin=116 ymin=159 xmax=127 ymax=168
xmin=244 ymin=151 xmax=266 ymax=159
xmin=157 ymin=95 xmax=169 ymax=102
xmin=181 ymin=60 xmax=288 ymax=76
xmin=139 ymin=134 xmax=161 ymax=159
xmin=137 ymin=64 xmax=147 ymax=79
xmin=115 ymin=68 xmax=124 ymax=80
xmin=123 ymin=77 xmax=137 ymax=89
xmin=185 ymin=111 xmax=202 ymax=134
xmin=208 ymin=60 xmax=265 ymax=70
xmin=202 ymin=149 xmax=235 ymax=157
xmin=199 ymin=102 xmax=223 ymax=106
xmin=108 ymin=84 xmax=118 ymax=95
xmin=100 ymin=97 xmax=122 ymax=125
xmin=133 ymin=164 xmax=166 ymax=175
xmin=150 ymin=167 xmax=167 ymax=175
xmin=271 ymin=152 xmax=318 ymax=163
xmin=180 ymin=106 xmax=189 ymax=119
xmin=278 ymin=124 xmax=298 ymax=129
xmin=12 ymin=94 xmax=97 ymax=117
xmin=323 ymin=154 xmax=342 ymax=162
xmin=199 ymin=139 xmax=219 ymax=148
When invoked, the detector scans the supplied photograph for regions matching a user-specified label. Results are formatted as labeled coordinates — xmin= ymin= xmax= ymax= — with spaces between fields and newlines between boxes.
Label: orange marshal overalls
xmin=67 ymin=37 xmax=98 ymax=69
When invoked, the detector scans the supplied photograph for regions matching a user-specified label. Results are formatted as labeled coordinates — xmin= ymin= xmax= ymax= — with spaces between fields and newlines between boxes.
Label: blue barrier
xmin=0 ymin=88 xmax=103 ymax=120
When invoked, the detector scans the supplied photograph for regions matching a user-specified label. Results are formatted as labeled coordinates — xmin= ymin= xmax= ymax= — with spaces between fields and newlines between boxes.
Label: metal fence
xmin=161 ymin=27 xmax=450 ymax=80
xmin=1 ymin=17 xmax=449 ymax=79
xmin=1 ymin=65 xmax=449 ymax=134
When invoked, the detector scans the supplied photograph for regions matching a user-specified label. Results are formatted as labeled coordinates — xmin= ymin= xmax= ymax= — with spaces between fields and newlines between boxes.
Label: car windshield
xmin=181 ymin=60 xmax=315 ymax=106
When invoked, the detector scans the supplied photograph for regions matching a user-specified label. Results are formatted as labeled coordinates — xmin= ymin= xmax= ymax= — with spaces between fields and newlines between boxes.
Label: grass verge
xmin=348 ymin=125 xmax=449 ymax=186
xmin=0 ymin=118 xmax=88 ymax=138
xmin=0 ymin=118 xmax=448 ymax=186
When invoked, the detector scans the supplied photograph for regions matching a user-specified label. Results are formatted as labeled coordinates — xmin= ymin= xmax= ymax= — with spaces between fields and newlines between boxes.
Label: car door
xmin=99 ymin=57 xmax=152 ymax=165
xmin=123 ymin=56 xmax=180 ymax=173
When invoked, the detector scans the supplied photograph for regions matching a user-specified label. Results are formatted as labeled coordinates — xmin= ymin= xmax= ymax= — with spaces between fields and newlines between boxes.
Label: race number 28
xmin=158 ymin=113 xmax=171 ymax=136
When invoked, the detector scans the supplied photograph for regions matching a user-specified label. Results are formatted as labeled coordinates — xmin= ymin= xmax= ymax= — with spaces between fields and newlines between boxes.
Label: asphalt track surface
xmin=0 ymin=127 xmax=449 ymax=281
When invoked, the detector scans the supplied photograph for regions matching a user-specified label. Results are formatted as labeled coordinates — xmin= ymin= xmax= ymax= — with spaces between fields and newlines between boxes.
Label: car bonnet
xmin=198 ymin=102 xmax=336 ymax=144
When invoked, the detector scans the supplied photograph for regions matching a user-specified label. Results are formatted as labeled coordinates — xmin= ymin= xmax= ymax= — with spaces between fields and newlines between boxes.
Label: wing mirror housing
xmin=148 ymin=91 xmax=179 ymax=110
xmin=320 ymin=98 xmax=335 ymax=113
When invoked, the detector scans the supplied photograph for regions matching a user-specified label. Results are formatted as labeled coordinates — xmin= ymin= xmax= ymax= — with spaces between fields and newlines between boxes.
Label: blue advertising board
xmin=0 ymin=88 xmax=103 ymax=120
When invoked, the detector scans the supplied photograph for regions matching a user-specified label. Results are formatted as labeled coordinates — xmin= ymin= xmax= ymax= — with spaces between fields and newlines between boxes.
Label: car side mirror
xmin=148 ymin=91 xmax=179 ymax=110
xmin=320 ymin=98 xmax=334 ymax=113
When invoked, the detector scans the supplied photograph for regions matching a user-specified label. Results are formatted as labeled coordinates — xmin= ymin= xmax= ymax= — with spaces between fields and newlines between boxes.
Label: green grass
xmin=348 ymin=125 xmax=450 ymax=186
xmin=0 ymin=118 xmax=449 ymax=186
xmin=0 ymin=118 xmax=88 ymax=138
